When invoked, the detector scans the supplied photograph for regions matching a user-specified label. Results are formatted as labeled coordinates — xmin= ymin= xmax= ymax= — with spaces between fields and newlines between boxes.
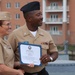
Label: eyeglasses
xmin=3 ymin=23 xmax=11 ymax=27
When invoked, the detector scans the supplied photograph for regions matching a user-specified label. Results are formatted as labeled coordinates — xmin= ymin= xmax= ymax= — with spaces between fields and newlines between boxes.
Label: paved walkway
xmin=47 ymin=73 xmax=75 ymax=75
xmin=46 ymin=60 xmax=75 ymax=75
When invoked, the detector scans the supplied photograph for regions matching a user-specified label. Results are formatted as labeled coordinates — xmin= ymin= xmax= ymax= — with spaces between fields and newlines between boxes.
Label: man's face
xmin=29 ymin=10 xmax=43 ymax=27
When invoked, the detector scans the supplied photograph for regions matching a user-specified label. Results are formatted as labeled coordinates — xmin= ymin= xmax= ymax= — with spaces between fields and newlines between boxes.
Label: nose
xmin=40 ymin=15 xmax=43 ymax=21
xmin=41 ymin=17 xmax=43 ymax=21
xmin=8 ymin=25 xmax=12 ymax=29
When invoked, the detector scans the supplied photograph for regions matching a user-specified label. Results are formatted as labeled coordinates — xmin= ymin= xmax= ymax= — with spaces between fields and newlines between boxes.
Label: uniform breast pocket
xmin=41 ymin=44 xmax=49 ymax=55
xmin=41 ymin=44 xmax=49 ymax=50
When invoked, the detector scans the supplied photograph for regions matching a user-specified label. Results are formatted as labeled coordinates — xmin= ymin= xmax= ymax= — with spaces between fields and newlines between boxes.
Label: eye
xmin=7 ymin=23 xmax=10 ymax=25
xmin=36 ymin=13 xmax=42 ymax=16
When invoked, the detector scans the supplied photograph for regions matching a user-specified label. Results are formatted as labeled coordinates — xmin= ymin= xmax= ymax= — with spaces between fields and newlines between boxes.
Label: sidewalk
xmin=46 ymin=60 xmax=75 ymax=75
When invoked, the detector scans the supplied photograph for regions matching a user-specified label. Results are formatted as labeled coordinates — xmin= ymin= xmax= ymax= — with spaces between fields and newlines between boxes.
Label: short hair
xmin=23 ymin=10 xmax=35 ymax=19
xmin=0 ymin=20 xmax=3 ymax=26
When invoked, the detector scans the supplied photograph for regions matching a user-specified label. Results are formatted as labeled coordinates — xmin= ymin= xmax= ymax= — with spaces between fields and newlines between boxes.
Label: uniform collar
xmin=22 ymin=24 xmax=44 ymax=37
xmin=0 ymin=37 xmax=7 ymax=44
xmin=0 ymin=37 xmax=2 ymax=42
xmin=37 ymin=27 xmax=44 ymax=36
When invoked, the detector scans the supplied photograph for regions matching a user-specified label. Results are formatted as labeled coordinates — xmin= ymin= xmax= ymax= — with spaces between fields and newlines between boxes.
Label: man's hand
xmin=27 ymin=64 xmax=34 ymax=67
xmin=40 ymin=54 xmax=50 ymax=64
xmin=17 ymin=69 xmax=24 ymax=75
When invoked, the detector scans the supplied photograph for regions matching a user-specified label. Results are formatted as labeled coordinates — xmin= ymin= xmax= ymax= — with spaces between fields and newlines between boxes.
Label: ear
xmin=28 ymin=17 xmax=32 ymax=22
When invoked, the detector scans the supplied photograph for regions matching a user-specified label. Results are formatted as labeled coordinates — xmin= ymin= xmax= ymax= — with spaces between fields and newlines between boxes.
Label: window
xmin=50 ymin=14 xmax=58 ymax=21
xmin=6 ymin=2 xmax=11 ymax=8
xmin=50 ymin=2 xmax=58 ymax=9
xmin=15 ymin=2 xmax=20 ymax=8
xmin=50 ymin=26 xmax=58 ymax=32
xmin=15 ymin=14 xmax=20 ymax=19
xmin=50 ymin=26 xmax=59 ymax=34
xmin=16 ymin=25 xmax=20 ymax=29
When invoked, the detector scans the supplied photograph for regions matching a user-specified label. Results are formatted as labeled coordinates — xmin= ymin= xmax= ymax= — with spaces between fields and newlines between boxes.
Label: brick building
xmin=0 ymin=0 xmax=75 ymax=45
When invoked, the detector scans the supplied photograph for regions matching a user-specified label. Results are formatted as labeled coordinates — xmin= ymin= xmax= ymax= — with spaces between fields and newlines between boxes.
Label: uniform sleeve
xmin=8 ymin=33 xmax=18 ymax=61
xmin=8 ymin=32 xmax=16 ymax=52
xmin=49 ymin=35 xmax=58 ymax=52
xmin=0 ymin=44 xmax=4 ymax=64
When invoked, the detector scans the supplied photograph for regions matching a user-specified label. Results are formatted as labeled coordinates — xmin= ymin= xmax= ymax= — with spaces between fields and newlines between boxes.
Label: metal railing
xmin=46 ymin=18 xmax=69 ymax=23
xmin=47 ymin=30 xmax=62 ymax=35
xmin=46 ymin=18 xmax=62 ymax=22
xmin=46 ymin=6 xmax=69 ymax=11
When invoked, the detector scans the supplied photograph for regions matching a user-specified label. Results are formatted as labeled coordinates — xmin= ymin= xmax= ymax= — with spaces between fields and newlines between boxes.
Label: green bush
xmin=68 ymin=44 xmax=75 ymax=51
xmin=57 ymin=44 xmax=75 ymax=51
xmin=57 ymin=45 xmax=64 ymax=51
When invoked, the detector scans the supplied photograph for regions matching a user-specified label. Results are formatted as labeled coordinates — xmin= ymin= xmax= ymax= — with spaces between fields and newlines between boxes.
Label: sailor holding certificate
xmin=8 ymin=1 xmax=58 ymax=75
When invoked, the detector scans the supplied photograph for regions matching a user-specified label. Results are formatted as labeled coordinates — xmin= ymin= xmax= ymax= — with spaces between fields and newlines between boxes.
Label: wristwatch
xmin=50 ymin=56 xmax=53 ymax=62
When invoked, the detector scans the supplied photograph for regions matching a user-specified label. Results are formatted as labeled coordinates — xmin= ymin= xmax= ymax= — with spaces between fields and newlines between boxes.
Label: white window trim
xmin=50 ymin=14 xmax=58 ymax=22
xmin=15 ymin=14 xmax=20 ymax=20
xmin=50 ymin=26 xmax=60 ymax=35
xmin=6 ymin=2 xmax=11 ymax=8
xmin=50 ymin=2 xmax=58 ymax=9
xmin=15 ymin=2 xmax=20 ymax=8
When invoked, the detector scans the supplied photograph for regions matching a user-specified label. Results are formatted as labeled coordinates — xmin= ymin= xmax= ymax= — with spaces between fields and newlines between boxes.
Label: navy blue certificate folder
xmin=18 ymin=42 xmax=42 ymax=66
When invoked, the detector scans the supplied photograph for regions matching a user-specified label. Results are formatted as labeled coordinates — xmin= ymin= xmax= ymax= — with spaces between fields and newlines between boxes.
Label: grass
xmin=57 ymin=44 xmax=75 ymax=51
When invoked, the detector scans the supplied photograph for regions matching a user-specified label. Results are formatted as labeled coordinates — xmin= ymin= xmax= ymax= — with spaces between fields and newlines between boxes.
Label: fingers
xmin=16 ymin=72 xmax=23 ymax=75
xmin=40 ymin=54 xmax=50 ymax=64
xmin=17 ymin=70 xmax=24 ymax=75
xmin=17 ymin=73 xmax=24 ymax=75
xmin=18 ymin=69 xmax=25 ymax=74
xmin=27 ymin=64 xmax=34 ymax=67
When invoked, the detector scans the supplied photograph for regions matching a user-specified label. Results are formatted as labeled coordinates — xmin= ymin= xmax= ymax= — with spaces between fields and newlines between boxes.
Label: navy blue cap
xmin=20 ymin=1 xmax=40 ymax=13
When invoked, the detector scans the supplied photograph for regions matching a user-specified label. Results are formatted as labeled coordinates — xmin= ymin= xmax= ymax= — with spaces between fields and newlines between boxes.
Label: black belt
xmin=25 ymin=71 xmax=38 ymax=75
xmin=24 ymin=68 xmax=49 ymax=75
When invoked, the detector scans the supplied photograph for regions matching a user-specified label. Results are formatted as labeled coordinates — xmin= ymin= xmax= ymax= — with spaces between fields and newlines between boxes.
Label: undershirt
xmin=29 ymin=30 xmax=37 ymax=37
